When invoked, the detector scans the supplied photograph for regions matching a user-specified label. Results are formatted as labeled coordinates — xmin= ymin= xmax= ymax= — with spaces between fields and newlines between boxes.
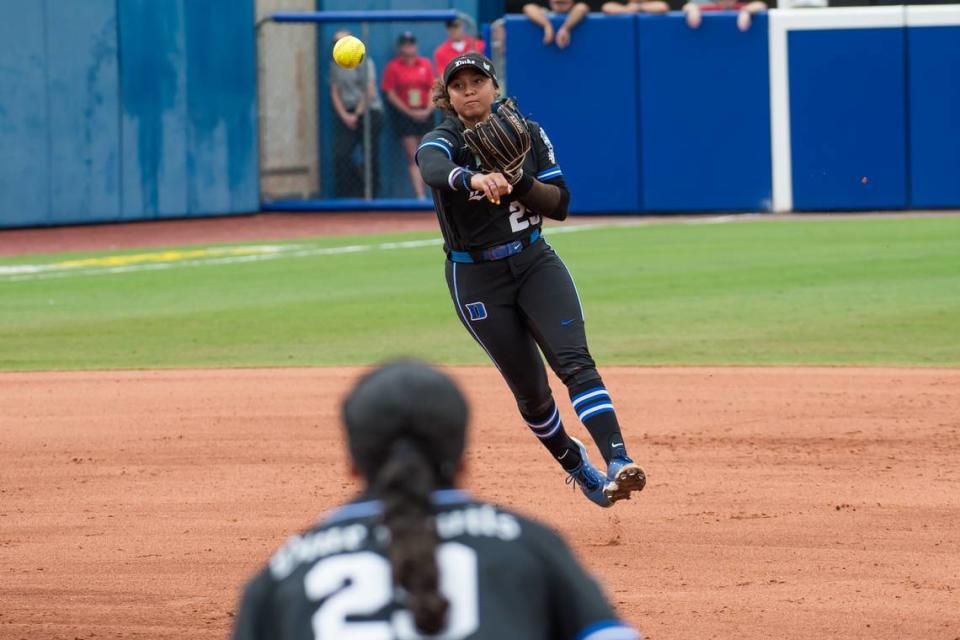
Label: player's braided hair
xmin=342 ymin=361 xmax=467 ymax=636
xmin=374 ymin=438 xmax=448 ymax=634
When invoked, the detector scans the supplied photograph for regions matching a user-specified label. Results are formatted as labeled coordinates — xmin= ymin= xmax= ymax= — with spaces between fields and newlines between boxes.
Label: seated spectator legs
xmin=602 ymin=0 xmax=669 ymax=14
xmin=523 ymin=1 xmax=591 ymax=48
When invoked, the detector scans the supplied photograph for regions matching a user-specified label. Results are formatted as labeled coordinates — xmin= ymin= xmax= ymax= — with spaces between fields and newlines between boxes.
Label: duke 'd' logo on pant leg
xmin=465 ymin=302 xmax=487 ymax=321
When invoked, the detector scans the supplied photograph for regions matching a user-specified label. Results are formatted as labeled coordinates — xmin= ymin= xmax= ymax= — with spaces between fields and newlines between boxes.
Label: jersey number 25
xmin=304 ymin=542 xmax=479 ymax=639
xmin=509 ymin=201 xmax=541 ymax=233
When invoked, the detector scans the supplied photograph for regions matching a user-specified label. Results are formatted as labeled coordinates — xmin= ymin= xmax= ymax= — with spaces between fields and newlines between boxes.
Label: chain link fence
xmin=256 ymin=4 xmax=486 ymax=207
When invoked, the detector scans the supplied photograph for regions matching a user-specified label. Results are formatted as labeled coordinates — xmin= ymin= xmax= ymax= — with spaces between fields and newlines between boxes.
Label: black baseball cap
xmin=342 ymin=360 xmax=468 ymax=486
xmin=396 ymin=31 xmax=416 ymax=45
xmin=443 ymin=52 xmax=499 ymax=88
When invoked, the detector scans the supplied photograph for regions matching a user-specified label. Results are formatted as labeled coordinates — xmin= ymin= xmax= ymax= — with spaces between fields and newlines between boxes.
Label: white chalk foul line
xmin=0 ymin=239 xmax=442 ymax=282
xmin=3 ymin=218 xmax=748 ymax=283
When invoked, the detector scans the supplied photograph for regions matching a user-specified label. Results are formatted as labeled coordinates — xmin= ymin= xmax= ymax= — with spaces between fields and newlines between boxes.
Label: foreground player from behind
xmin=231 ymin=361 xmax=643 ymax=640
xmin=415 ymin=53 xmax=646 ymax=507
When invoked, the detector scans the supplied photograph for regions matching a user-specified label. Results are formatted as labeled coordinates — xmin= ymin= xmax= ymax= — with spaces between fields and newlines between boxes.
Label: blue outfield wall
xmin=184 ymin=0 xmax=259 ymax=216
xmin=0 ymin=0 xmax=258 ymax=229
xmin=788 ymin=27 xmax=907 ymax=211
xmin=0 ymin=0 xmax=50 ymax=227
xmin=502 ymin=7 xmax=960 ymax=213
xmin=906 ymin=23 xmax=960 ymax=208
xmin=5 ymin=5 xmax=960 ymax=225
xmin=46 ymin=0 xmax=122 ymax=224
xmin=636 ymin=13 xmax=771 ymax=212
xmin=118 ymin=0 xmax=189 ymax=220
xmin=505 ymin=15 xmax=642 ymax=213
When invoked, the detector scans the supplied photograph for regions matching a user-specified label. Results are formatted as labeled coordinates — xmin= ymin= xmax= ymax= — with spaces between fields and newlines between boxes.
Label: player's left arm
xmin=231 ymin=570 xmax=275 ymax=640
xmin=514 ymin=122 xmax=570 ymax=221
xmin=524 ymin=521 xmax=642 ymax=640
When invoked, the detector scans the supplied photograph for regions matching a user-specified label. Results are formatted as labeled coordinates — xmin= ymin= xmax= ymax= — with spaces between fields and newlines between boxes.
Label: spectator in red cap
xmin=382 ymin=32 xmax=436 ymax=199
xmin=434 ymin=18 xmax=485 ymax=74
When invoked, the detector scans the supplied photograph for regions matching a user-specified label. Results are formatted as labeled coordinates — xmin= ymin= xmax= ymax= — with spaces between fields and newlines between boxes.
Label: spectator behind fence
xmin=602 ymin=0 xmax=669 ymax=14
xmin=434 ymin=18 xmax=486 ymax=74
xmin=382 ymin=32 xmax=435 ymax=200
xmin=684 ymin=0 xmax=767 ymax=30
xmin=330 ymin=30 xmax=384 ymax=199
xmin=522 ymin=0 xmax=590 ymax=49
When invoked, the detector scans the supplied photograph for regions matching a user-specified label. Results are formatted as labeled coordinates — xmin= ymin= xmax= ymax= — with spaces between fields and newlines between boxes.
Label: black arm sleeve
xmin=514 ymin=174 xmax=570 ymax=221
xmin=416 ymin=132 xmax=474 ymax=192
xmin=525 ymin=522 xmax=641 ymax=640
xmin=514 ymin=122 xmax=570 ymax=221
xmin=231 ymin=570 xmax=274 ymax=640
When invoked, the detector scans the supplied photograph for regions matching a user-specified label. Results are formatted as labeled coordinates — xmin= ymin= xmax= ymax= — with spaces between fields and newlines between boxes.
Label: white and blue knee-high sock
xmin=523 ymin=402 xmax=581 ymax=472
xmin=570 ymin=384 xmax=628 ymax=464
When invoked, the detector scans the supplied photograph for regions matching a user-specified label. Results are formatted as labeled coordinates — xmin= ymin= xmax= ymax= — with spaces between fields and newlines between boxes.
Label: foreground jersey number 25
xmin=306 ymin=543 xmax=479 ymax=639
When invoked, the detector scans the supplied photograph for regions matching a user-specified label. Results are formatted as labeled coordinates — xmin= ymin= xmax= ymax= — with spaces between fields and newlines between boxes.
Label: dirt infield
xmin=3 ymin=367 xmax=959 ymax=639
xmin=0 ymin=213 xmax=441 ymax=256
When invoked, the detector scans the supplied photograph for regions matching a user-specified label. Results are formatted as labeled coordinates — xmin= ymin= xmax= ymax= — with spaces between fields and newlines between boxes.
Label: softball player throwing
xmin=415 ymin=53 xmax=646 ymax=507
xmin=231 ymin=361 xmax=642 ymax=640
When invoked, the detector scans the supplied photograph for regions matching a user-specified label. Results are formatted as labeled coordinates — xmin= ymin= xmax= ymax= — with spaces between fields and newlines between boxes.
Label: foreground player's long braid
xmin=374 ymin=437 xmax=447 ymax=634
xmin=342 ymin=360 xmax=468 ymax=636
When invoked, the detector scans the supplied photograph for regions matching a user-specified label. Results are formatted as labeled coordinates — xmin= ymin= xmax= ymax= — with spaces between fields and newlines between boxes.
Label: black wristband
xmin=513 ymin=173 xmax=535 ymax=197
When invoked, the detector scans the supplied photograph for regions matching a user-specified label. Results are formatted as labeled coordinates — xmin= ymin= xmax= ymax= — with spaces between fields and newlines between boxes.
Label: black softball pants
xmin=444 ymin=238 xmax=602 ymax=419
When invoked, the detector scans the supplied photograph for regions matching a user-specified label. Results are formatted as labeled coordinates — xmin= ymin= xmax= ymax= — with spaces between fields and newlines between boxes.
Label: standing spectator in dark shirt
xmin=329 ymin=29 xmax=384 ymax=198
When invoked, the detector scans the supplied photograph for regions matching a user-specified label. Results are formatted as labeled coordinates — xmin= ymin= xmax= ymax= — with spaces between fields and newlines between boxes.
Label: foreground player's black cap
xmin=342 ymin=360 xmax=468 ymax=485
xmin=443 ymin=52 xmax=499 ymax=87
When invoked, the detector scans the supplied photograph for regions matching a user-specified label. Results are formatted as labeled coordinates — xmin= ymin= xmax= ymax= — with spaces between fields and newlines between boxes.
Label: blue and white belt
xmin=449 ymin=229 xmax=541 ymax=264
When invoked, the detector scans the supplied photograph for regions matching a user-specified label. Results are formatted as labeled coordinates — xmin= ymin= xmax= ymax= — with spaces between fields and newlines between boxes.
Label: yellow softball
xmin=333 ymin=35 xmax=365 ymax=70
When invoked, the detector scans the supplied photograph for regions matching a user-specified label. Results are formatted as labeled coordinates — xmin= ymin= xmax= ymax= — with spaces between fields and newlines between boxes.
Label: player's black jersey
xmin=232 ymin=490 xmax=640 ymax=640
xmin=417 ymin=113 xmax=567 ymax=253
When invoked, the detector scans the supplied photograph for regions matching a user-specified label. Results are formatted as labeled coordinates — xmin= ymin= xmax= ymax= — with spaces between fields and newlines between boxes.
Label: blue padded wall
xmin=636 ymin=13 xmax=771 ymax=211
xmin=118 ymin=0 xmax=189 ymax=219
xmin=0 ymin=0 xmax=50 ymax=227
xmin=505 ymin=15 xmax=641 ymax=213
xmin=120 ymin=0 xmax=257 ymax=220
xmin=907 ymin=25 xmax=960 ymax=208
xmin=0 ymin=0 xmax=258 ymax=228
xmin=46 ymin=0 xmax=121 ymax=224
xmin=788 ymin=28 xmax=907 ymax=210
xmin=185 ymin=0 xmax=259 ymax=216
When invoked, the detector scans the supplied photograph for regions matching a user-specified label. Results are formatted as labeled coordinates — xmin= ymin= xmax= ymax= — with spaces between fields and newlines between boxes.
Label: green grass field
xmin=1 ymin=215 xmax=958 ymax=371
